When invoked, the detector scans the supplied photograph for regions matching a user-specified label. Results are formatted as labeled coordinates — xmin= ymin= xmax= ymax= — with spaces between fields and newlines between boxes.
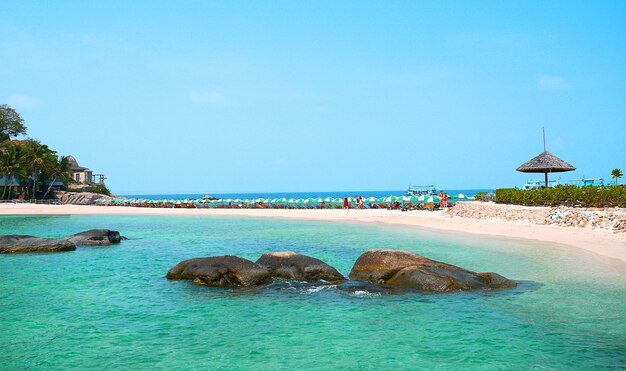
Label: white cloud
xmin=6 ymin=93 xmax=40 ymax=109
xmin=537 ymin=75 xmax=569 ymax=90
xmin=189 ymin=90 xmax=223 ymax=105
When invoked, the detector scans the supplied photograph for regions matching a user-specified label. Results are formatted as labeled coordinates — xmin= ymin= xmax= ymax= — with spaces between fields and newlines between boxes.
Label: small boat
xmin=406 ymin=184 xmax=437 ymax=196
xmin=567 ymin=177 xmax=606 ymax=187
xmin=521 ymin=179 xmax=560 ymax=190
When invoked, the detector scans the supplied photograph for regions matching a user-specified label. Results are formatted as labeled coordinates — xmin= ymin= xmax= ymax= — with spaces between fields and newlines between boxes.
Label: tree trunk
xmin=7 ymin=175 xmax=14 ymax=199
xmin=32 ymin=170 xmax=39 ymax=200
xmin=42 ymin=176 xmax=57 ymax=200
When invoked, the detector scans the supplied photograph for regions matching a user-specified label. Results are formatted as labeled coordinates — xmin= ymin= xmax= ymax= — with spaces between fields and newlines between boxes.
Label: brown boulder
xmin=65 ymin=229 xmax=123 ymax=246
xmin=0 ymin=235 xmax=76 ymax=254
xmin=256 ymin=251 xmax=346 ymax=282
xmin=166 ymin=255 xmax=272 ymax=287
xmin=349 ymin=249 xmax=516 ymax=292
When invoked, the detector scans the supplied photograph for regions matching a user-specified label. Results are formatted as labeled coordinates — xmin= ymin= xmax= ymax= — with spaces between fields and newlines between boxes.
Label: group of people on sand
xmin=438 ymin=191 xmax=450 ymax=208
xmin=343 ymin=195 xmax=366 ymax=209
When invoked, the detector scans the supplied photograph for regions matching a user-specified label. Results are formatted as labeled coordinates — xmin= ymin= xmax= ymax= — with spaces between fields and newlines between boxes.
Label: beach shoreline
xmin=1 ymin=203 xmax=625 ymax=266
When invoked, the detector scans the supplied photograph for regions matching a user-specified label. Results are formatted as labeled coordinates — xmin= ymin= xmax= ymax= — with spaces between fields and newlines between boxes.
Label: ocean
xmin=1 ymin=214 xmax=624 ymax=369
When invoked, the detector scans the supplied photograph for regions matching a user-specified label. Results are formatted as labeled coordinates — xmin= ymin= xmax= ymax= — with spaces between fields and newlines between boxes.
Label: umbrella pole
xmin=545 ymin=172 xmax=548 ymax=188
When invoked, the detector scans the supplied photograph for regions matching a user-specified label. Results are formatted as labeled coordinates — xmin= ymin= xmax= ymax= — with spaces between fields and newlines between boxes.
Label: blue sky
xmin=1 ymin=1 xmax=625 ymax=194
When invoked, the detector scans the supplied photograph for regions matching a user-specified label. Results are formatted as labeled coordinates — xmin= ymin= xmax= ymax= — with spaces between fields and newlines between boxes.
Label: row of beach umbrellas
xmin=96 ymin=194 xmax=474 ymax=205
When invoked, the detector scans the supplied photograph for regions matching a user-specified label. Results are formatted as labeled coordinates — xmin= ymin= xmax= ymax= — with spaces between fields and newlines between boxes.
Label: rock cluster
xmin=168 ymin=249 xmax=516 ymax=293
xmin=450 ymin=202 xmax=626 ymax=232
xmin=167 ymin=252 xmax=345 ymax=287
xmin=348 ymin=249 xmax=516 ymax=292
xmin=0 ymin=229 xmax=125 ymax=254
xmin=56 ymin=191 xmax=112 ymax=205
xmin=0 ymin=235 xmax=76 ymax=254
xmin=66 ymin=229 xmax=124 ymax=246
xmin=166 ymin=256 xmax=273 ymax=287
xmin=545 ymin=206 xmax=626 ymax=231
xmin=450 ymin=202 xmax=550 ymax=223
xmin=256 ymin=251 xmax=345 ymax=282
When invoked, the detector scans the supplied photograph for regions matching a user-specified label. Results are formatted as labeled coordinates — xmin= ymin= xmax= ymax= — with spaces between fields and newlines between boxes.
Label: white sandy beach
xmin=1 ymin=203 xmax=625 ymax=265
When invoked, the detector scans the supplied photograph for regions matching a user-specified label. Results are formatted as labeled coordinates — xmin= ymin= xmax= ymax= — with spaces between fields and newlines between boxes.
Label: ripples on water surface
xmin=1 ymin=215 xmax=625 ymax=369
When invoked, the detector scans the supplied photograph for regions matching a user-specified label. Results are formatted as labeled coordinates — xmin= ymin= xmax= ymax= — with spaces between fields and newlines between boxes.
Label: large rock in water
xmin=166 ymin=255 xmax=272 ymax=287
xmin=0 ymin=235 xmax=76 ymax=254
xmin=65 ymin=229 xmax=123 ymax=246
xmin=348 ymin=249 xmax=517 ymax=292
xmin=256 ymin=251 xmax=346 ymax=282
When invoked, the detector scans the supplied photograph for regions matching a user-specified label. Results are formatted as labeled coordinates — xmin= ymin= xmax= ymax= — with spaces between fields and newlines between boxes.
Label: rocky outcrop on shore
xmin=56 ymin=191 xmax=112 ymax=205
xmin=0 ymin=229 xmax=125 ymax=253
xmin=65 ymin=229 xmax=124 ymax=246
xmin=348 ymin=249 xmax=516 ymax=292
xmin=166 ymin=256 xmax=273 ymax=287
xmin=256 ymin=251 xmax=346 ymax=282
xmin=449 ymin=202 xmax=626 ymax=232
xmin=544 ymin=206 xmax=626 ymax=231
xmin=0 ymin=235 xmax=76 ymax=253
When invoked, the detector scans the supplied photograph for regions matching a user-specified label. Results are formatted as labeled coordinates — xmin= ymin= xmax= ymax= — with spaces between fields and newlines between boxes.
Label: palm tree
xmin=42 ymin=156 xmax=73 ymax=199
xmin=23 ymin=139 xmax=56 ymax=199
xmin=0 ymin=142 xmax=29 ymax=199
xmin=611 ymin=168 xmax=623 ymax=185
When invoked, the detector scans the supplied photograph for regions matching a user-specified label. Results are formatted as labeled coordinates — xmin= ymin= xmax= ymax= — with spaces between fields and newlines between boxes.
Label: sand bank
xmin=1 ymin=203 xmax=624 ymax=265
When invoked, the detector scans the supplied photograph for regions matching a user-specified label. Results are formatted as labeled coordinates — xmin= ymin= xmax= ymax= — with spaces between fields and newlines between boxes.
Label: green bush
xmin=474 ymin=192 xmax=495 ymax=202
xmin=495 ymin=185 xmax=626 ymax=207
xmin=91 ymin=184 xmax=111 ymax=196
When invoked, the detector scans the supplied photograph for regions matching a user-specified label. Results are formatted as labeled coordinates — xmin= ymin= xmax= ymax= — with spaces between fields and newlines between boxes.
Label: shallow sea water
xmin=1 ymin=215 xmax=625 ymax=369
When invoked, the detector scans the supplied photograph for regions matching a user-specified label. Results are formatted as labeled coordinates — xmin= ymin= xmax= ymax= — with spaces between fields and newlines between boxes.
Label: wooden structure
xmin=516 ymin=129 xmax=575 ymax=187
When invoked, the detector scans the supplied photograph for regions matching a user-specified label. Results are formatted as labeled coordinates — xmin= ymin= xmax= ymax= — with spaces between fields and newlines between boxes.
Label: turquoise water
xmin=1 ymin=215 xmax=625 ymax=369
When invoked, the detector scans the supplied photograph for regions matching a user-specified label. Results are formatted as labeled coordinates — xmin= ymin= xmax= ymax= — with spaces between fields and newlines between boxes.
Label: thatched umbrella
xmin=516 ymin=150 xmax=575 ymax=187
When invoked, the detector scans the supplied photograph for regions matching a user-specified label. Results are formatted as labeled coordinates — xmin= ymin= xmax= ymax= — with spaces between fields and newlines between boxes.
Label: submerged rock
xmin=0 ymin=235 xmax=76 ymax=254
xmin=348 ymin=249 xmax=516 ymax=292
xmin=65 ymin=229 xmax=123 ymax=246
xmin=166 ymin=255 xmax=272 ymax=287
xmin=256 ymin=251 xmax=346 ymax=282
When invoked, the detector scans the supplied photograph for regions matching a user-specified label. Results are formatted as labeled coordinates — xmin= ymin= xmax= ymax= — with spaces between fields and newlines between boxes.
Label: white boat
xmin=406 ymin=185 xmax=437 ymax=196
xmin=567 ymin=177 xmax=606 ymax=187
xmin=521 ymin=179 xmax=559 ymax=190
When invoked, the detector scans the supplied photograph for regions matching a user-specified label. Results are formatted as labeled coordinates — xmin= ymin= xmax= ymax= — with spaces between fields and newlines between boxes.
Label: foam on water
xmin=1 ymin=214 xmax=624 ymax=369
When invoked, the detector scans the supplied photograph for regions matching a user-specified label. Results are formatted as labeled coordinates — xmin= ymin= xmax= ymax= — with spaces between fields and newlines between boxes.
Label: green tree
xmin=23 ymin=139 xmax=56 ymax=198
xmin=91 ymin=184 xmax=111 ymax=196
xmin=612 ymin=168 xmax=623 ymax=185
xmin=42 ymin=155 xmax=74 ymax=199
xmin=0 ymin=142 xmax=29 ymax=199
xmin=0 ymin=104 xmax=27 ymax=142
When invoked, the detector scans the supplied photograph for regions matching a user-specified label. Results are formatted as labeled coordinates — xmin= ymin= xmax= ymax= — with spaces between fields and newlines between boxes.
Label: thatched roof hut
xmin=516 ymin=150 xmax=575 ymax=187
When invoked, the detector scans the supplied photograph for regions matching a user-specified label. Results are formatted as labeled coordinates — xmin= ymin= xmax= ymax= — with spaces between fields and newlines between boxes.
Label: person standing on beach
xmin=439 ymin=191 xmax=445 ymax=208
xmin=343 ymin=197 xmax=349 ymax=209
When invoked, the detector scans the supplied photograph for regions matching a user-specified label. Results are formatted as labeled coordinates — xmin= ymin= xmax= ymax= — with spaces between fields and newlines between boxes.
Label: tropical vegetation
xmin=611 ymin=168 xmax=623 ymax=185
xmin=0 ymin=104 xmax=27 ymax=142
xmin=495 ymin=185 xmax=626 ymax=208
xmin=473 ymin=192 xmax=495 ymax=202
xmin=0 ymin=105 xmax=77 ymax=200
xmin=90 ymin=184 xmax=112 ymax=196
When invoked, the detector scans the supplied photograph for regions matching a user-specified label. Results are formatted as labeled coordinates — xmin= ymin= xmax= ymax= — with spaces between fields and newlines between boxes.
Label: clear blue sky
xmin=1 ymin=1 xmax=625 ymax=194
